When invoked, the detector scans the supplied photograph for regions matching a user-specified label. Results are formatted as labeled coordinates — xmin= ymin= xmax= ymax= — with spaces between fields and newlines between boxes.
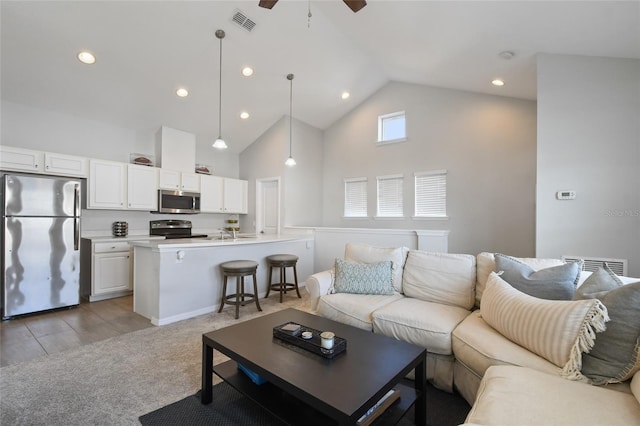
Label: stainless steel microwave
xmin=156 ymin=189 xmax=200 ymax=214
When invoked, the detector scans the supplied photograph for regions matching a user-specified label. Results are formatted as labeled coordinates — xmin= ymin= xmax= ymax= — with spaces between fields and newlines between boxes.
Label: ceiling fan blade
xmin=259 ymin=0 xmax=279 ymax=9
xmin=343 ymin=0 xmax=367 ymax=13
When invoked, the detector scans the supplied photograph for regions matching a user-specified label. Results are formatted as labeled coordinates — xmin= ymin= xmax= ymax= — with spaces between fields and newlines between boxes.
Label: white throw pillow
xmin=344 ymin=243 xmax=408 ymax=293
xmin=402 ymin=250 xmax=476 ymax=310
xmin=475 ymin=252 xmax=565 ymax=306
xmin=632 ymin=370 xmax=640 ymax=405
xmin=481 ymin=272 xmax=609 ymax=380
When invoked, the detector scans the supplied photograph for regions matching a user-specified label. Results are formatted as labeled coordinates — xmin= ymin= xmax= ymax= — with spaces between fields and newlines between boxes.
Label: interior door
xmin=256 ymin=178 xmax=280 ymax=235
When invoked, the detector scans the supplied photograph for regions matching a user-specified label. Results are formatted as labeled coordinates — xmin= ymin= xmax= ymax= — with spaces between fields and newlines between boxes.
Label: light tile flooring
xmin=0 ymin=296 xmax=153 ymax=367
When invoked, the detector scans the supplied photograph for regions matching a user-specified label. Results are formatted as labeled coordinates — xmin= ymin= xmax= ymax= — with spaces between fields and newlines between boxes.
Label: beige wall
xmin=321 ymin=81 xmax=538 ymax=257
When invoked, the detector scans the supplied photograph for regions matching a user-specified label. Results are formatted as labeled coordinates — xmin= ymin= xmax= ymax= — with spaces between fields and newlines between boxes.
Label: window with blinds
xmin=414 ymin=171 xmax=447 ymax=218
xmin=344 ymin=178 xmax=368 ymax=217
xmin=376 ymin=174 xmax=404 ymax=217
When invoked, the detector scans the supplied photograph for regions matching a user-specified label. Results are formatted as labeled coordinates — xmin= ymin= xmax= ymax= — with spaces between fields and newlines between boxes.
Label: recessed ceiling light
xmin=77 ymin=51 xmax=96 ymax=65
xmin=492 ymin=79 xmax=505 ymax=87
xmin=241 ymin=67 xmax=254 ymax=77
xmin=341 ymin=91 xmax=350 ymax=100
xmin=498 ymin=51 xmax=515 ymax=60
xmin=176 ymin=88 xmax=189 ymax=97
xmin=240 ymin=111 xmax=250 ymax=119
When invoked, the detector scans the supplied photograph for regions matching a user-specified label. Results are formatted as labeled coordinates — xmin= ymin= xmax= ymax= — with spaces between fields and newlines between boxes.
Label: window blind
xmin=377 ymin=175 xmax=403 ymax=217
xmin=415 ymin=171 xmax=447 ymax=217
xmin=344 ymin=178 xmax=368 ymax=217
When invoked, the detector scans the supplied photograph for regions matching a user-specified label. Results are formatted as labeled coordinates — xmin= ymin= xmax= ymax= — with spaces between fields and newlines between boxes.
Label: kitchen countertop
xmin=130 ymin=234 xmax=312 ymax=250
xmin=81 ymin=235 xmax=166 ymax=243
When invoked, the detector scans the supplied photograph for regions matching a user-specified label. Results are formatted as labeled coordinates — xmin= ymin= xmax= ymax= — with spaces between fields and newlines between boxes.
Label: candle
xmin=320 ymin=331 xmax=335 ymax=349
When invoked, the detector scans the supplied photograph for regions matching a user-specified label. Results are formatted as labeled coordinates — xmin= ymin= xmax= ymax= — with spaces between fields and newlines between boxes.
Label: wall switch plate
xmin=556 ymin=190 xmax=576 ymax=200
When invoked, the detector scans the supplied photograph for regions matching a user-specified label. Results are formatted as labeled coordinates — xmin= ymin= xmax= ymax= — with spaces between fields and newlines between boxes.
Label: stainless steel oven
xmin=156 ymin=190 xmax=200 ymax=214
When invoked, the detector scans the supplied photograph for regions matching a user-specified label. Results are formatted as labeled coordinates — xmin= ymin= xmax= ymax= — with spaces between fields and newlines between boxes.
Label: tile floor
xmin=0 ymin=296 xmax=152 ymax=367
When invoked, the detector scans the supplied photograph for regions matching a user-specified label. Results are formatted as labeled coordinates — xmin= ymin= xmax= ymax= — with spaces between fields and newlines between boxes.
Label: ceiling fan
xmin=259 ymin=0 xmax=367 ymax=13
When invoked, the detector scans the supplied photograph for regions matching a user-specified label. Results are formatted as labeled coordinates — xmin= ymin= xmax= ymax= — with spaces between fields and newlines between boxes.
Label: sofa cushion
xmin=371 ymin=298 xmax=470 ymax=356
xmin=633 ymin=370 xmax=640 ymax=405
xmin=574 ymin=265 xmax=640 ymax=384
xmin=317 ymin=293 xmax=404 ymax=331
xmin=494 ymin=253 xmax=582 ymax=300
xmin=466 ymin=365 xmax=640 ymax=426
xmin=481 ymin=272 xmax=608 ymax=379
xmin=402 ymin=251 xmax=476 ymax=310
xmin=344 ymin=243 xmax=408 ymax=293
xmin=475 ymin=252 xmax=564 ymax=306
xmin=452 ymin=311 xmax=560 ymax=378
xmin=333 ymin=258 xmax=394 ymax=295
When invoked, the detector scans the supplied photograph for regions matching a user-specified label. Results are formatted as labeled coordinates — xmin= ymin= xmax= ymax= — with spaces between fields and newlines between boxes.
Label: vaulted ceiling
xmin=2 ymin=1 xmax=639 ymax=153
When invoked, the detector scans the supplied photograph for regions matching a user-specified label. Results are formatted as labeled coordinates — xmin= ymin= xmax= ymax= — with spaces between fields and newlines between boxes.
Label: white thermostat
xmin=556 ymin=190 xmax=576 ymax=200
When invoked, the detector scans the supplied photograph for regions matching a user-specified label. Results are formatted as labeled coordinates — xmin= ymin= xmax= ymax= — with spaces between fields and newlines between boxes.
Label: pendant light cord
xmin=218 ymin=34 xmax=223 ymax=138
xmin=289 ymin=76 xmax=293 ymax=155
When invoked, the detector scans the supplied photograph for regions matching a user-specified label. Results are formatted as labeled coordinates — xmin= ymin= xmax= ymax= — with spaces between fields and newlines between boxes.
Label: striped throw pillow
xmin=481 ymin=272 xmax=609 ymax=380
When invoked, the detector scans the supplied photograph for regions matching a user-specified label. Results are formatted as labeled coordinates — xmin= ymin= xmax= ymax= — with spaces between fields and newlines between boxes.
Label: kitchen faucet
xmin=219 ymin=228 xmax=237 ymax=240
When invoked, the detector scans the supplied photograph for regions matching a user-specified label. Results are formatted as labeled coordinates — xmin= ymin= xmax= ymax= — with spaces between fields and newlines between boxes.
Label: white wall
xmin=536 ymin=54 xmax=640 ymax=277
xmin=321 ymin=81 xmax=538 ymax=257
xmin=239 ymin=115 xmax=324 ymax=233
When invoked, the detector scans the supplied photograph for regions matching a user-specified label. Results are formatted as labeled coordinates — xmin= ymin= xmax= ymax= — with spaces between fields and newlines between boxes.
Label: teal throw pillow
xmin=494 ymin=253 xmax=582 ymax=300
xmin=574 ymin=265 xmax=640 ymax=384
xmin=333 ymin=258 xmax=394 ymax=295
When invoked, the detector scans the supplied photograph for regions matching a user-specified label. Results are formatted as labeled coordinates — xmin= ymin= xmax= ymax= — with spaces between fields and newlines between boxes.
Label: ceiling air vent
xmin=231 ymin=9 xmax=256 ymax=32
xmin=563 ymin=255 xmax=628 ymax=276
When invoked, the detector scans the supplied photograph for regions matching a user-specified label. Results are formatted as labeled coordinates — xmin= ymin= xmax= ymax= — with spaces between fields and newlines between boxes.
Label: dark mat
xmin=140 ymin=380 xmax=470 ymax=426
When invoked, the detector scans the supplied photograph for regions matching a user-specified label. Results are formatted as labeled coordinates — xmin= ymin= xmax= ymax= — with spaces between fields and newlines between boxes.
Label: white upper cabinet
xmin=200 ymin=175 xmax=224 ymax=213
xmin=44 ymin=152 xmax=88 ymax=177
xmin=223 ymin=178 xmax=248 ymax=214
xmin=88 ymin=159 xmax=127 ymax=209
xmin=158 ymin=169 xmax=200 ymax=192
xmin=158 ymin=169 xmax=180 ymax=190
xmin=1 ymin=146 xmax=88 ymax=177
xmin=0 ymin=146 xmax=44 ymax=173
xmin=127 ymin=164 xmax=158 ymax=210
xmin=180 ymin=172 xmax=200 ymax=192
xmin=201 ymin=176 xmax=248 ymax=214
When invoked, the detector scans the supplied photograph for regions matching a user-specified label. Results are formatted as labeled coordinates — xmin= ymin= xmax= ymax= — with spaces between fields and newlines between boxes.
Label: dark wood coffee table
xmin=201 ymin=308 xmax=426 ymax=425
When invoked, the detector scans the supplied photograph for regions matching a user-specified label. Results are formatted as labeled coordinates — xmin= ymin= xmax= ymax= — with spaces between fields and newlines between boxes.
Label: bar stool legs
xmin=265 ymin=254 xmax=301 ymax=303
xmin=218 ymin=260 xmax=261 ymax=319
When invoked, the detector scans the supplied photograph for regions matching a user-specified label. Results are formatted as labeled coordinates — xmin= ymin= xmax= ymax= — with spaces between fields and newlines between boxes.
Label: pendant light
xmin=284 ymin=73 xmax=296 ymax=167
xmin=212 ymin=29 xmax=228 ymax=150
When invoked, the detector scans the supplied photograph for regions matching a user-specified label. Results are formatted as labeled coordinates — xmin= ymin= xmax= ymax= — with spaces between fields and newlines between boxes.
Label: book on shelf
xmin=357 ymin=388 xmax=401 ymax=426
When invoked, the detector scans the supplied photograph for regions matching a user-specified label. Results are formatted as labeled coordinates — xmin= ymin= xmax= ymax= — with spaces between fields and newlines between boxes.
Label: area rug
xmin=140 ymin=380 xmax=469 ymax=426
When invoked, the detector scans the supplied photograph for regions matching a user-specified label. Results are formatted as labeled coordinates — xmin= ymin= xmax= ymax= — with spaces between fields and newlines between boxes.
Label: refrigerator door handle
xmin=74 ymin=184 xmax=80 ymax=251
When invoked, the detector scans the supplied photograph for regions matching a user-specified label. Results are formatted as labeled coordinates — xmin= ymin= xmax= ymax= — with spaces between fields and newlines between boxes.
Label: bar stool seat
xmin=218 ymin=260 xmax=262 ymax=319
xmin=265 ymin=254 xmax=301 ymax=303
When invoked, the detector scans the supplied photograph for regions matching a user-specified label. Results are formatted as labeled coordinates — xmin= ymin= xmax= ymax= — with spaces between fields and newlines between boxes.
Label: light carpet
xmin=0 ymin=295 xmax=310 ymax=425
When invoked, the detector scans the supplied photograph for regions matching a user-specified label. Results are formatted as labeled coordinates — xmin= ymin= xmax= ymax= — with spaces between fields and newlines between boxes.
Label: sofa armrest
xmin=306 ymin=269 xmax=334 ymax=312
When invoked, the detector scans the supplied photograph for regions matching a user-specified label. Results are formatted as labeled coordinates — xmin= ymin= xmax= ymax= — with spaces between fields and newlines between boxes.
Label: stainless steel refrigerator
xmin=2 ymin=173 xmax=81 ymax=319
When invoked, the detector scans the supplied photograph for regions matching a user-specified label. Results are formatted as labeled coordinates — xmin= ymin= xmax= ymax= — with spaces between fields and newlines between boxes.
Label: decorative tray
xmin=273 ymin=322 xmax=346 ymax=359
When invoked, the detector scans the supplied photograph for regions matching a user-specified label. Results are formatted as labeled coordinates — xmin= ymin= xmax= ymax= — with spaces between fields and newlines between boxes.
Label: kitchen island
xmin=130 ymin=234 xmax=314 ymax=325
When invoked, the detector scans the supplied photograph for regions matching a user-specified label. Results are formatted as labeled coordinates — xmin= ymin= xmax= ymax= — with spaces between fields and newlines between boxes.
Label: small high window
xmin=376 ymin=174 xmax=404 ymax=218
xmin=377 ymin=111 xmax=406 ymax=145
xmin=344 ymin=178 xmax=368 ymax=218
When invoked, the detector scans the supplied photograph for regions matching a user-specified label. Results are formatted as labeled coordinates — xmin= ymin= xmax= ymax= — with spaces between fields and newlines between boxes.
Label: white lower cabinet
xmin=81 ymin=239 xmax=133 ymax=302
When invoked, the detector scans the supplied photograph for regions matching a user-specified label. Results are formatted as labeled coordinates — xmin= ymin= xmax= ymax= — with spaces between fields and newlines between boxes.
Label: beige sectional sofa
xmin=305 ymin=243 xmax=640 ymax=425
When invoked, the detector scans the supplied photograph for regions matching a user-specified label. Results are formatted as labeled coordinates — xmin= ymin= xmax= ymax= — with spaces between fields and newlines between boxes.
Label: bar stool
xmin=265 ymin=254 xmax=301 ymax=303
xmin=218 ymin=260 xmax=262 ymax=319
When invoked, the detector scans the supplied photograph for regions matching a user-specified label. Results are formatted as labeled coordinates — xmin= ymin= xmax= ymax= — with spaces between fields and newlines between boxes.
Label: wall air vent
xmin=231 ymin=9 xmax=256 ymax=32
xmin=563 ymin=255 xmax=628 ymax=276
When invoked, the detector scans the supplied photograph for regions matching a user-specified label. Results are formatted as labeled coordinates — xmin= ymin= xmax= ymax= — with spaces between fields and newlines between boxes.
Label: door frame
xmin=255 ymin=176 xmax=281 ymax=235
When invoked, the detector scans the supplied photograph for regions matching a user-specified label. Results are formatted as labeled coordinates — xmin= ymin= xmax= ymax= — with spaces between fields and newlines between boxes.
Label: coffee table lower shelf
xmin=213 ymin=360 xmax=419 ymax=426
